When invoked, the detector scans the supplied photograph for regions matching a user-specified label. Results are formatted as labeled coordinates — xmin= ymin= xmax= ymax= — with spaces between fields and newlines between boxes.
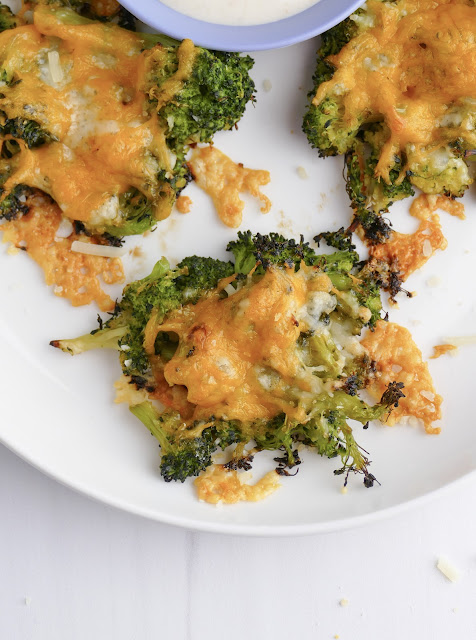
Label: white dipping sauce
xmin=159 ymin=0 xmax=321 ymax=26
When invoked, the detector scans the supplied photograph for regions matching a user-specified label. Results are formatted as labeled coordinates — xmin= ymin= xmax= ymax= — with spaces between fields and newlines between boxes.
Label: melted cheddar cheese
xmin=120 ymin=261 xmax=441 ymax=503
xmin=0 ymin=6 xmax=194 ymax=226
xmin=2 ymin=194 xmax=124 ymax=310
xmin=361 ymin=320 xmax=442 ymax=433
xmin=188 ymin=146 xmax=271 ymax=228
xmin=154 ymin=266 xmax=311 ymax=423
xmin=141 ymin=264 xmax=362 ymax=426
xmin=314 ymin=0 xmax=476 ymax=182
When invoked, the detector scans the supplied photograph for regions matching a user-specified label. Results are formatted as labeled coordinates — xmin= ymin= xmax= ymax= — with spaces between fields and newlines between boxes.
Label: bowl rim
xmin=122 ymin=0 xmax=365 ymax=51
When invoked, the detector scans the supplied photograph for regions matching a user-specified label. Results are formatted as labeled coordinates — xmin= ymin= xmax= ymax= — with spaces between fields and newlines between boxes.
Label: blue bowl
xmin=122 ymin=0 xmax=363 ymax=52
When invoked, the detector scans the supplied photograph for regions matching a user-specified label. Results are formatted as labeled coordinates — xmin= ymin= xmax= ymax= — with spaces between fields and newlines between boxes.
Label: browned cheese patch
xmin=370 ymin=218 xmax=446 ymax=281
xmin=361 ymin=320 xmax=442 ymax=434
xmin=114 ymin=375 xmax=150 ymax=405
xmin=430 ymin=343 xmax=458 ymax=359
xmin=175 ymin=195 xmax=192 ymax=214
xmin=188 ymin=145 xmax=271 ymax=228
xmin=2 ymin=196 xmax=124 ymax=310
xmin=195 ymin=466 xmax=280 ymax=504
xmin=410 ymin=194 xmax=465 ymax=222
xmin=370 ymin=194 xmax=464 ymax=281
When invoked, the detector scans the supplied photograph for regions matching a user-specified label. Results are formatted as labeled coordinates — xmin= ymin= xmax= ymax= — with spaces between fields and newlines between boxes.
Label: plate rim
xmin=2 ymin=431 xmax=473 ymax=536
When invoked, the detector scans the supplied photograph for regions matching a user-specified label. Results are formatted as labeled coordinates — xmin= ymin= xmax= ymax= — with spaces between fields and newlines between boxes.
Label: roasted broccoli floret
xmin=100 ymin=189 xmax=158 ymax=238
xmin=227 ymin=230 xmax=382 ymax=327
xmin=227 ymin=230 xmax=322 ymax=273
xmin=1 ymin=117 xmax=56 ymax=149
xmin=254 ymin=388 xmax=402 ymax=484
xmin=31 ymin=0 xmax=136 ymax=27
xmin=51 ymin=231 xmax=404 ymax=490
xmin=0 ymin=4 xmax=255 ymax=241
xmin=315 ymin=227 xmax=355 ymax=252
xmin=227 ymin=230 xmax=358 ymax=274
xmin=343 ymin=142 xmax=414 ymax=243
xmin=131 ymin=403 xmax=244 ymax=482
xmin=52 ymin=255 xmax=235 ymax=381
xmin=405 ymin=144 xmax=472 ymax=197
xmin=345 ymin=141 xmax=415 ymax=213
xmin=0 ymin=4 xmax=20 ymax=32
xmin=303 ymin=0 xmax=476 ymax=231
xmin=302 ymin=12 xmax=365 ymax=157
xmin=131 ymin=380 xmax=401 ymax=484
xmin=153 ymin=49 xmax=255 ymax=152
xmin=0 ymin=184 xmax=36 ymax=220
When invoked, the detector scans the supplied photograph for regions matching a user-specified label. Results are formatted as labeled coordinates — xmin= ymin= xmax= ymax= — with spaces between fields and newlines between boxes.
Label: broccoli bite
xmin=0 ymin=4 xmax=21 ymax=32
xmin=29 ymin=0 xmax=137 ymax=28
xmin=303 ymin=0 xmax=476 ymax=234
xmin=0 ymin=2 xmax=255 ymax=241
xmin=143 ymin=46 xmax=255 ymax=153
xmin=52 ymin=231 xmax=404 ymax=490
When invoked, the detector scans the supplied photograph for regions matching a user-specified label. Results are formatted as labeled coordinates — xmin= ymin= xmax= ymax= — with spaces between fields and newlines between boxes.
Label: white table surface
xmin=1 ymin=443 xmax=475 ymax=639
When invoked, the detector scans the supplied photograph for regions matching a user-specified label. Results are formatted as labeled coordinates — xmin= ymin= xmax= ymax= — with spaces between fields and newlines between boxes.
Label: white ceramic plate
xmin=2 ymin=38 xmax=476 ymax=536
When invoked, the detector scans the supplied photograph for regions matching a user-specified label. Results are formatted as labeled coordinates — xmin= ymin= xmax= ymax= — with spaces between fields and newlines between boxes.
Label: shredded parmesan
xmin=436 ymin=557 xmax=460 ymax=583
xmin=420 ymin=390 xmax=435 ymax=402
xmin=444 ymin=335 xmax=476 ymax=346
xmin=55 ymin=217 xmax=74 ymax=239
xmin=71 ymin=240 xmax=127 ymax=258
xmin=262 ymin=78 xmax=272 ymax=92
xmin=422 ymin=239 xmax=432 ymax=257
xmin=426 ymin=276 xmax=442 ymax=288
xmin=224 ymin=283 xmax=237 ymax=297
xmin=47 ymin=50 xmax=64 ymax=84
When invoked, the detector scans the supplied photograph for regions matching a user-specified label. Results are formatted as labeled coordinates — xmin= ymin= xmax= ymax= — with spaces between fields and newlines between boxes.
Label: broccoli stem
xmin=322 ymin=391 xmax=390 ymax=423
xmin=41 ymin=7 xmax=178 ymax=49
xmin=308 ymin=333 xmax=342 ymax=378
xmin=327 ymin=272 xmax=352 ymax=291
xmin=50 ymin=326 xmax=128 ymax=355
xmin=130 ymin=402 xmax=171 ymax=453
xmin=46 ymin=6 xmax=93 ymax=25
